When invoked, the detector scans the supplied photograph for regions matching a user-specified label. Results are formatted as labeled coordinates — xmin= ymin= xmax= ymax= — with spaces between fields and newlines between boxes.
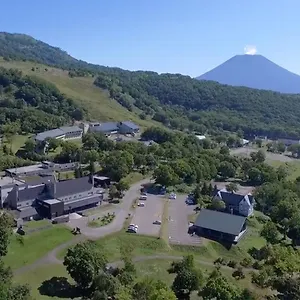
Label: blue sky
xmin=1 ymin=0 xmax=299 ymax=77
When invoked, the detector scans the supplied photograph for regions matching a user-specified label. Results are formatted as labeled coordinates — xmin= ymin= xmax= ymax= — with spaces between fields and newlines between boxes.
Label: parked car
xmin=141 ymin=191 xmax=147 ymax=196
xmin=138 ymin=202 xmax=145 ymax=207
xmin=139 ymin=195 xmax=147 ymax=201
xmin=153 ymin=220 xmax=162 ymax=225
xmin=169 ymin=192 xmax=177 ymax=200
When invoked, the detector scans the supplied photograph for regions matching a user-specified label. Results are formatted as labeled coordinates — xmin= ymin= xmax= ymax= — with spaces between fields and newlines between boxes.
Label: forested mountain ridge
xmin=2 ymin=32 xmax=300 ymax=138
xmin=94 ymin=71 xmax=300 ymax=138
xmin=0 ymin=67 xmax=85 ymax=132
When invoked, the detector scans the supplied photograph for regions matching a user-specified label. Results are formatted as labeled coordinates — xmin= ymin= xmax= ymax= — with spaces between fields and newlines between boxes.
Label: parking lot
xmin=168 ymin=195 xmax=201 ymax=246
xmin=130 ymin=194 xmax=164 ymax=236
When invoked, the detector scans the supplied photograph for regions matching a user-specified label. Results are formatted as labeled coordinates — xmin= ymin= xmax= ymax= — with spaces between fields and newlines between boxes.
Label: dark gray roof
xmin=64 ymin=195 xmax=101 ymax=210
xmin=120 ymin=121 xmax=139 ymax=130
xmin=214 ymin=190 xmax=255 ymax=205
xmin=35 ymin=128 xmax=65 ymax=142
xmin=16 ymin=206 xmax=39 ymax=218
xmin=56 ymin=176 xmax=92 ymax=198
xmin=91 ymin=122 xmax=119 ymax=133
xmin=18 ymin=185 xmax=46 ymax=202
xmin=195 ymin=209 xmax=246 ymax=236
xmin=60 ymin=126 xmax=82 ymax=134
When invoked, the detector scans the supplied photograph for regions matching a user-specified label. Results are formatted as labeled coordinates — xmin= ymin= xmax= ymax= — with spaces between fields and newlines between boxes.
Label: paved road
xmin=14 ymin=178 xmax=150 ymax=276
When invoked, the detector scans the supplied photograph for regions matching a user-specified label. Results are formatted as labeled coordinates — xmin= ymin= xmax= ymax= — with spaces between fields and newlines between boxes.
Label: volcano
xmin=196 ymin=54 xmax=300 ymax=94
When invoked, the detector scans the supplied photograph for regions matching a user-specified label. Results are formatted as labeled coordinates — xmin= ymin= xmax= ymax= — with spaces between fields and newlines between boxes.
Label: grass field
xmin=4 ymin=226 xmax=73 ymax=270
xmin=0 ymin=58 xmax=161 ymax=129
xmin=16 ymin=244 xmax=269 ymax=300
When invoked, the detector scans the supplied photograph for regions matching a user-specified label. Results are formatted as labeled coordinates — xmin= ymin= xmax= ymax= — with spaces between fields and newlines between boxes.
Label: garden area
xmin=87 ymin=212 xmax=116 ymax=228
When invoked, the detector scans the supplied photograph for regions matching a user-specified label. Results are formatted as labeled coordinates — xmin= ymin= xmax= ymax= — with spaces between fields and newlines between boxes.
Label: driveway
xmin=66 ymin=178 xmax=151 ymax=239
xmin=131 ymin=195 xmax=164 ymax=236
xmin=168 ymin=195 xmax=201 ymax=246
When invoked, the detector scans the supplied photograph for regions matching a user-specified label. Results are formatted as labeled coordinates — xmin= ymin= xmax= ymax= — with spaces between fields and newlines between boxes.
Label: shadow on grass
xmin=38 ymin=276 xmax=79 ymax=298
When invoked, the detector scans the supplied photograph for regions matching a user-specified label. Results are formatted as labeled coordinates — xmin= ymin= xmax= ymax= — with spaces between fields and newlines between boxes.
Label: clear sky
xmin=1 ymin=0 xmax=299 ymax=77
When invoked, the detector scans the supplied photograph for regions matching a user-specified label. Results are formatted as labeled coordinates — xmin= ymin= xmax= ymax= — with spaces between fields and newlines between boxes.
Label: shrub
xmin=227 ymin=260 xmax=238 ymax=268
xmin=240 ymin=257 xmax=253 ymax=267
xmin=232 ymin=267 xmax=245 ymax=280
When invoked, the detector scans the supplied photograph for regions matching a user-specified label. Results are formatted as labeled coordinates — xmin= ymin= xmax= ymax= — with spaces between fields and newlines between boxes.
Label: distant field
xmin=231 ymin=146 xmax=300 ymax=180
xmin=0 ymin=58 xmax=161 ymax=129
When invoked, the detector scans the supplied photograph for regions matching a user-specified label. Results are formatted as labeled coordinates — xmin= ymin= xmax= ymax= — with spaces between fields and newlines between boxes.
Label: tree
xmin=117 ymin=179 xmax=130 ymax=193
xmin=218 ymin=162 xmax=236 ymax=179
xmin=277 ymin=165 xmax=287 ymax=180
xmin=24 ymin=139 xmax=36 ymax=153
xmin=89 ymin=161 xmax=96 ymax=175
xmin=220 ymin=146 xmax=230 ymax=155
xmin=172 ymin=269 xmax=201 ymax=298
xmin=248 ymin=167 xmax=262 ymax=185
xmin=199 ymin=270 xmax=239 ymax=300
xmin=272 ymin=275 xmax=300 ymax=300
xmin=63 ymin=241 xmax=108 ymax=289
xmin=91 ymin=272 xmax=120 ymax=298
xmin=250 ymin=150 xmax=266 ymax=163
xmin=46 ymin=137 xmax=60 ymax=152
xmin=132 ymin=278 xmax=175 ymax=300
xmin=255 ymin=139 xmax=263 ymax=148
xmin=225 ymin=182 xmax=238 ymax=193
xmin=109 ymin=185 xmax=119 ymax=200
xmin=210 ymin=199 xmax=226 ymax=211
xmin=0 ymin=212 xmax=13 ymax=257
xmin=260 ymin=222 xmax=280 ymax=244
xmin=153 ymin=164 xmax=179 ymax=186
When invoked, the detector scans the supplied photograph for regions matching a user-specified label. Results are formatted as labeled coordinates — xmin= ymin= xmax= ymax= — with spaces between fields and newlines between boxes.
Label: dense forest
xmin=94 ymin=71 xmax=300 ymax=139
xmin=2 ymin=32 xmax=300 ymax=138
xmin=0 ymin=67 xmax=85 ymax=133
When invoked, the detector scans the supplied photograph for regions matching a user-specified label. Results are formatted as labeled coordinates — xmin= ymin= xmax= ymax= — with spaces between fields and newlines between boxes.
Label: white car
xmin=138 ymin=202 xmax=145 ymax=207
xmin=169 ymin=193 xmax=177 ymax=200
xmin=139 ymin=195 xmax=147 ymax=201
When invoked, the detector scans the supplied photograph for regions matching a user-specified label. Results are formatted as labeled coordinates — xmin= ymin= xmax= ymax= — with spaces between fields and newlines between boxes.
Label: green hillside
xmin=0 ymin=58 xmax=159 ymax=128
xmin=2 ymin=32 xmax=300 ymax=138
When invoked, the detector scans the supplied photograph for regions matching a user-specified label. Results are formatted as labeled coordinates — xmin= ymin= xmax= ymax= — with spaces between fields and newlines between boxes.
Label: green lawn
xmin=23 ymin=219 xmax=51 ymax=229
xmin=2 ymin=134 xmax=31 ymax=154
xmin=4 ymin=226 xmax=73 ymax=270
xmin=14 ymin=264 xmax=78 ymax=300
xmin=123 ymin=172 xmax=148 ymax=185
xmin=267 ymin=160 xmax=300 ymax=181
xmin=15 ymin=257 xmax=269 ymax=300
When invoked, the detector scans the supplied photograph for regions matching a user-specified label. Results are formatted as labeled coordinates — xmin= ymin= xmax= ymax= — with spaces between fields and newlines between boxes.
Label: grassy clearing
xmin=14 ymin=264 xmax=77 ymax=300
xmin=123 ymin=172 xmax=148 ymax=185
xmin=0 ymin=59 xmax=161 ymax=129
xmin=2 ymin=134 xmax=31 ymax=153
xmin=87 ymin=212 xmax=115 ymax=228
xmin=23 ymin=219 xmax=50 ymax=229
xmin=267 ymin=159 xmax=300 ymax=181
xmin=15 ymin=256 xmax=267 ymax=300
xmin=4 ymin=226 xmax=73 ymax=270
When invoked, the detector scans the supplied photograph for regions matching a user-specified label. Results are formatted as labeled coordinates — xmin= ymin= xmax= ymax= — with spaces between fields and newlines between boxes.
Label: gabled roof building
xmin=213 ymin=188 xmax=255 ymax=217
xmin=194 ymin=209 xmax=247 ymax=244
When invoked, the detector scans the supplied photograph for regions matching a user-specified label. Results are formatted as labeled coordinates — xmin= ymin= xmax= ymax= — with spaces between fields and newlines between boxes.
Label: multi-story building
xmin=4 ymin=176 xmax=103 ymax=221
